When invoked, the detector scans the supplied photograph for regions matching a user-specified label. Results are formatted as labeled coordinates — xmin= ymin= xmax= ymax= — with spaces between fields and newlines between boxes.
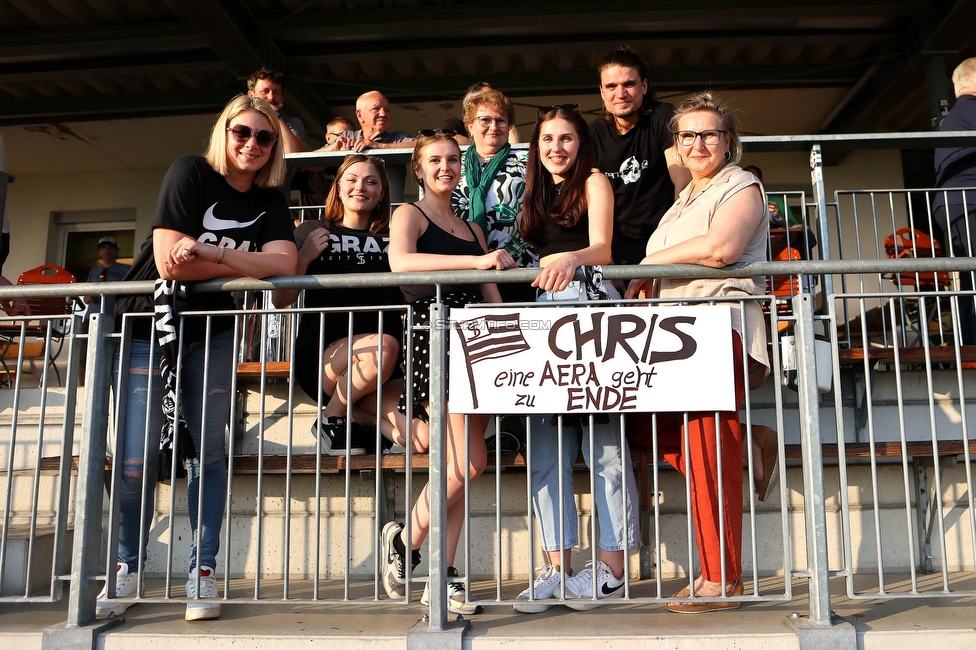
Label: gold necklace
xmin=420 ymin=200 xmax=457 ymax=233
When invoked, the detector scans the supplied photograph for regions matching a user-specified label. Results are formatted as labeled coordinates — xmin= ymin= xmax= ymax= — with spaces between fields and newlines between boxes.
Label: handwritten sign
xmin=448 ymin=305 xmax=735 ymax=414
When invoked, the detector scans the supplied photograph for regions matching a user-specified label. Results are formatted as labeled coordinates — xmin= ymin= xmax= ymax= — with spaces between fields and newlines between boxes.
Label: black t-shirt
xmin=293 ymin=220 xmax=403 ymax=400
xmin=589 ymin=102 xmax=676 ymax=248
xmin=117 ymin=155 xmax=294 ymax=340
xmin=295 ymin=219 xmax=401 ymax=324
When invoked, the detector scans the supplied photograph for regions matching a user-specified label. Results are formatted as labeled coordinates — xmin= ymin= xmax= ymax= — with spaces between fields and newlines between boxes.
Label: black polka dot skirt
xmin=398 ymin=290 xmax=482 ymax=423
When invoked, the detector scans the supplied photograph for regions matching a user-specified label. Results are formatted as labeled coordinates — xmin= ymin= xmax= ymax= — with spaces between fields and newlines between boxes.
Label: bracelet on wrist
xmin=215 ymin=245 xmax=226 ymax=265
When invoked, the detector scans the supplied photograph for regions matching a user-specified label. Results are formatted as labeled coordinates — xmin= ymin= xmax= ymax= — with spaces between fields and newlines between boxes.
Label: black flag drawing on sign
xmin=454 ymin=313 xmax=531 ymax=408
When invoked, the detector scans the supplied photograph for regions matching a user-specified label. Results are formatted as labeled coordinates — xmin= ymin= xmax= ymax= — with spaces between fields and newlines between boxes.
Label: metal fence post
xmin=43 ymin=313 xmax=121 ymax=649
xmin=407 ymin=298 xmax=468 ymax=649
xmin=788 ymin=293 xmax=855 ymax=649
xmin=810 ymin=144 xmax=834 ymax=302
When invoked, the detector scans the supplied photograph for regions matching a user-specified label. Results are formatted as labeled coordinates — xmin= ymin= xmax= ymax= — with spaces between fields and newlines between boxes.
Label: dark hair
xmin=410 ymin=132 xmax=462 ymax=190
xmin=669 ymin=92 xmax=743 ymax=165
xmin=323 ymin=155 xmax=391 ymax=234
xmin=742 ymin=165 xmax=763 ymax=181
xmin=247 ymin=68 xmax=283 ymax=92
xmin=598 ymin=47 xmax=651 ymax=124
xmin=521 ymin=106 xmax=595 ymax=247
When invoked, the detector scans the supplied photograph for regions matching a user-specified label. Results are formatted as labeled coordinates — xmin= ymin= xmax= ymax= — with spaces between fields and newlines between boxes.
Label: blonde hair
xmin=204 ymin=95 xmax=286 ymax=189
xmin=463 ymin=89 xmax=516 ymax=127
xmin=669 ymin=92 xmax=743 ymax=166
xmin=952 ymin=58 xmax=976 ymax=97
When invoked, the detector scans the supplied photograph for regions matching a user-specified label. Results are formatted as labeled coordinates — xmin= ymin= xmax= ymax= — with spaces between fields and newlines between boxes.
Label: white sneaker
xmin=185 ymin=566 xmax=221 ymax=621
xmin=565 ymin=561 xmax=624 ymax=610
xmin=96 ymin=563 xmax=138 ymax=618
xmin=514 ymin=564 xmax=568 ymax=613
xmin=381 ymin=521 xmax=407 ymax=599
xmin=420 ymin=569 xmax=478 ymax=615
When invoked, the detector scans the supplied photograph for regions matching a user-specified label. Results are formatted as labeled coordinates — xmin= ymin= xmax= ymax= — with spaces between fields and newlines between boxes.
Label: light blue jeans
xmin=113 ymin=328 xmax=233 ymax=573
xmin=529 ymin=282 xmax=638 ymax=552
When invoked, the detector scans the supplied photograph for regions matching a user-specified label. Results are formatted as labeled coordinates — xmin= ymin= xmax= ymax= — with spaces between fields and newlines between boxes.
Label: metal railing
xmin=1 ymin=132 xmax=976 ymax=647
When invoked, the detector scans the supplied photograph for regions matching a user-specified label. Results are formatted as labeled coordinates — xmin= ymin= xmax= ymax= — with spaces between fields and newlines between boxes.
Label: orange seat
xmin=883 ymin=228 xmax=951 ymax=290
xmin=0 ymin=264 xmax=77 ymax=386
xmin=768 ymin=247 xmax=801 ymax=298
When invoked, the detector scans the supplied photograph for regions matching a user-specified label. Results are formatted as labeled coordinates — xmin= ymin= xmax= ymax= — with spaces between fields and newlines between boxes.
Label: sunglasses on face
xmin=227 ymin=125 xmax=277 ymax=148
xmin=537 ymin=103 xmax=582 ymax=119
xmin=417 ymin=129 xmax=458 ymax=138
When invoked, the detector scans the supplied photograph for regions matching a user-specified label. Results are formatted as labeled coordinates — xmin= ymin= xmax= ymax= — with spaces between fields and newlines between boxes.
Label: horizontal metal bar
xmin=284 ymin=131 xmax=976 ymax=167
xmin=3 ymin=256 xmax=976 ymax=299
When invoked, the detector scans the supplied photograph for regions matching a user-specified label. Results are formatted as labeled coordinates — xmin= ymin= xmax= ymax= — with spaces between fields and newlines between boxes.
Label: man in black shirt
xmin=589 ymin=47 xmax=691 ymax=266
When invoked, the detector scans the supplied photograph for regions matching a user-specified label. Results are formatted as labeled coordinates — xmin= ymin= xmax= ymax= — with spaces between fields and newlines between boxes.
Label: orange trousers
xmin=629 ymin=332 xmax=746 ymax=583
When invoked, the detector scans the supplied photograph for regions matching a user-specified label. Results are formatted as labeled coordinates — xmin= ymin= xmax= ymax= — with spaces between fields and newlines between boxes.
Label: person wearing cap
xmin=84 ymin=236 xmax=130 ymax=317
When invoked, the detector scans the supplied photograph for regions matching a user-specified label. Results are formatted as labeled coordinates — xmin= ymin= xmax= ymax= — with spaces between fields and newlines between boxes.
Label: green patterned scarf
xmin=462 ymin=143 xmax=511 ymax=234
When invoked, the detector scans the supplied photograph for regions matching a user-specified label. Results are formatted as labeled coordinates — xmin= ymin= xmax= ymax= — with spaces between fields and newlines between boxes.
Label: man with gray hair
xmin=933 ymin=57 xmax=976 ymax=346
xmin=333 ymin=91 xmax=414 ymax=201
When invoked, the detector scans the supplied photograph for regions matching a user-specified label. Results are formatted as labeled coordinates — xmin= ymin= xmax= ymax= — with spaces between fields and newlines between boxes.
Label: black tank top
xmin=537 ymin=183 xmax=590 ymax=258
xmin=401 ymin=203 xmax=486 ymax=303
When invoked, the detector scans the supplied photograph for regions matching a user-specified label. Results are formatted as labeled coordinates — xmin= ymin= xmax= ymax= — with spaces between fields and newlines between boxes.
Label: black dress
xmin=398 ymin=203 xmax=486 ymax=421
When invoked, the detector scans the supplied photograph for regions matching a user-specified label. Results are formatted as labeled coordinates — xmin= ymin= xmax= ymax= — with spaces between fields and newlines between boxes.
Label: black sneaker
xmin=311 ymin=415 xmax=366 ymax=456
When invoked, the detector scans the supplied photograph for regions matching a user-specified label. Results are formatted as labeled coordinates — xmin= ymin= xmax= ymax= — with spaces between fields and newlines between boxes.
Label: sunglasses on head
xmin=417 ymin=129 xmax=458 ymax=138
xmin=227 ymin=125 xmax=277 ymax=148
xmin=537 ymin=103 xmax=582 ymax=119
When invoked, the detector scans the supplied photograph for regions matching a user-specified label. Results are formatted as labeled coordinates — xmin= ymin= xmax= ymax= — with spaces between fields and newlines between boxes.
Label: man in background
xmin=247 ymin=68 xmax=304 ymax=154
xmin=84 ymin=236 xmax=130 ymax=319
xmin=335 ymin=91 xmax=414 ymax=202
xmin=589 ymin=47 xmax=691 ymax=267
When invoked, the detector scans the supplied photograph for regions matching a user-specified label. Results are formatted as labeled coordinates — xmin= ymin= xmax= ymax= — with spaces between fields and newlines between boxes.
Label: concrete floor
xmin=3 ymin=575 xmax=975 ymax=649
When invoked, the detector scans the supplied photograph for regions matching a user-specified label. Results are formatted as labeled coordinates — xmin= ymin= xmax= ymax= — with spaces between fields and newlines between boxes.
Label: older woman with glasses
xmin=452 ymin=89 xmax=538 ymax=302
xmin=625 ymin=92 xmax=771 ymax=613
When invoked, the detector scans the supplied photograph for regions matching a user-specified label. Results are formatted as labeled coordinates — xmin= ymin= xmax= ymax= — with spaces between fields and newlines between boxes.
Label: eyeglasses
xmin=417 ymin=129 xmax=458 ymax=138
xmin=325 ymin=131 xmax=345 ymax=142
xmin=473 ymin=116 xmax=509 ymax=129
xmin=537 ymin=103 xmax=582 ymax=118
xmin=675 ymin=130 xmax=728 ymax=146
xmin=227 ymin=125 xmax=277 ymax=148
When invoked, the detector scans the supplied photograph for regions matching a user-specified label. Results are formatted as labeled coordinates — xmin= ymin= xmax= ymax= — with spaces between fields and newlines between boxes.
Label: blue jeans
xmin=113 ymin=328 xmax=233 ymax=572
xmin=529 ymin=286 xmax=638 ymax=552
xmin=528 ymin=414 xmax=639 ymax=552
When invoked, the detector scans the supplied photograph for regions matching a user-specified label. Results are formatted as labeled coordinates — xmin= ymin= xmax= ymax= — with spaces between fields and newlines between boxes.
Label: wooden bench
xmin=838 ymin=344 xmax=976 ymax=365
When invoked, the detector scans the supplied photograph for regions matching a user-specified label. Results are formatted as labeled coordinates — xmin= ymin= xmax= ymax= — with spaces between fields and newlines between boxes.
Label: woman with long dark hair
xmin=515 ymin=105 xmax=639 ymax=613
xmin=274 ymin=154 xmax=419 ymax=455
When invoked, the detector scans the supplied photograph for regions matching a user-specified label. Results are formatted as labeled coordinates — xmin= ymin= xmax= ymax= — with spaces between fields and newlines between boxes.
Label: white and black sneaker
xmin=514 ymin=564 xmax=568 ymax=613
xmin=565 ymin=560 xmax=624 ymax=610
xmin=421 ymin=567 xmax=480 ymax=615
xmin=96 ymin=563 xmax=138 ymax=618
xmin=382 ymin=521 xmax=408 ymax=599
xmin=311 ymin=414 xmax=366 ymax=456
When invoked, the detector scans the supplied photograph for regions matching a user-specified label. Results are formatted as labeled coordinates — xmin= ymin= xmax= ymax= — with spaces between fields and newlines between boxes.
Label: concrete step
xmin=3 ymin=576 xmax=976 ymax=650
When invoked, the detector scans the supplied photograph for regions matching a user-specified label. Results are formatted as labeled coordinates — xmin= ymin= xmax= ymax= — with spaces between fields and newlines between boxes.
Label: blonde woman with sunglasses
xmin=99 ymin=95 xmax=297 ymax=621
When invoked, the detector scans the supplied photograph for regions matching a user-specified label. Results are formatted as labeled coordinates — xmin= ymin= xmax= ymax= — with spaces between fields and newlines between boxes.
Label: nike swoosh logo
xmin=601 ymin=581 xmax=623 ymax=596
xmin=202 ymin=203 xmax=265 ymax=231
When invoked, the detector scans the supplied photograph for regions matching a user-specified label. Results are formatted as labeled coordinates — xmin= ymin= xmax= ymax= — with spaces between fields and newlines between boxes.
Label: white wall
xmin=3 ymin=168 xmax=166 ymax=279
